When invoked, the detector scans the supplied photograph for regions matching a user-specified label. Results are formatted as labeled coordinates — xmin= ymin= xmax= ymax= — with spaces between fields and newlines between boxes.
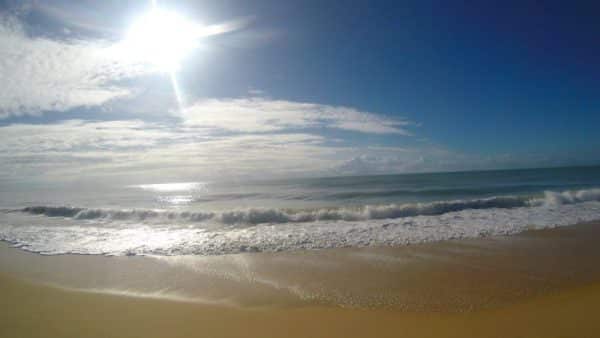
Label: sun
xmin=123 ymin=8 xmax=203 ymax=72
xmin=114 ymin=3 xmax=246 ymax=109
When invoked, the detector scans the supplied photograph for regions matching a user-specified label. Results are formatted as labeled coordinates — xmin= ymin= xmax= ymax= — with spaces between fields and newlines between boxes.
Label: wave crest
xmin=536 ymin=189 xmax=600 ymax=206
xmin=20 ymin=188 xmax=600 ymax=226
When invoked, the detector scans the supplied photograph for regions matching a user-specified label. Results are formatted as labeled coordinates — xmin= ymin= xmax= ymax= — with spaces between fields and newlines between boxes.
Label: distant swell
xmin=20 ymin=188 xmax=600 ymax=225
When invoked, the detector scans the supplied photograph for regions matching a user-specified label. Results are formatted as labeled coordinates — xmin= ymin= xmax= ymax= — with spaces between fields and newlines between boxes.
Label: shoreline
xmin=0 ymin=222 xmax=600 ymax=338
xmin=2 ymin=222 xmax=600 ymax=310
xmin=2 ymin=222 xmax=600 ymax=337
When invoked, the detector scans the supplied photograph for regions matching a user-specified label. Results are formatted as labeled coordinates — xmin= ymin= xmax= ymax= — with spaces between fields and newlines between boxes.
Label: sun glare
xmin=123 ymin=8 xmax=203 ymax=72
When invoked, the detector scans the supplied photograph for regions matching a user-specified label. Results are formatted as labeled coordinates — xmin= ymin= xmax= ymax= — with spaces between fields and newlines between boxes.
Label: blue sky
xmin=0 ymin=0 xmax=598 ymax=183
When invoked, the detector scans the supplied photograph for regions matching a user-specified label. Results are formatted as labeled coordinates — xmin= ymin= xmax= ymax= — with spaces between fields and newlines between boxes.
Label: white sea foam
xmin=18 ymin=188 xmax=600 ymax=226
xmin=534 ymin=189 xmax=600 ymax=206
xmin=1 ymin=188 xmax=600 ymax=256
xmin=0 ymin=189 xmax=600 ymax=255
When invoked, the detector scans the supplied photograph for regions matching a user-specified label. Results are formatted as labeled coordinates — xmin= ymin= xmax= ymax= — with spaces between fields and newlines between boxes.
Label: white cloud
xmin=0 ymin=16 xmax=149 ymax=118
xmin=0 ymin=118 xmax=575 ymax=183
xmin=0 ymin=119 xmax=342 ymax=181
xmin=181 ymin=98 xmax=411 ymax=135
xmin=0 ymin=120 xmax=177 ymax=152
xmin=0 ymin=116 xmax=431 ymax=183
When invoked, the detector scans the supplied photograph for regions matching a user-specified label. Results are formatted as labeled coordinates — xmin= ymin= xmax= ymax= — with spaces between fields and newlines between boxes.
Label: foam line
xmin=20 ymin=188 xmax=600 ymax=225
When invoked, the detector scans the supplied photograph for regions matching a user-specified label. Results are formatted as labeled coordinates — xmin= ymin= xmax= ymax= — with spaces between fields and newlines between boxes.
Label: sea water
xmin=1 ymin=166 xmax=600 ymax=256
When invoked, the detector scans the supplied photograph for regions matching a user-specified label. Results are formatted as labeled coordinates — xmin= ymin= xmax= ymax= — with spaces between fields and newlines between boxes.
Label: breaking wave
xmin=2 ymin=188 xmax=600 ymax=256
xmin=19 ymin=188 xmax=600 ymax=226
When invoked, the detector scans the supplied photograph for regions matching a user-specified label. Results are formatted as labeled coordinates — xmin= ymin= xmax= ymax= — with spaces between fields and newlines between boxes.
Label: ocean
xmin=1 ymin=166 xmax=600 ymax=256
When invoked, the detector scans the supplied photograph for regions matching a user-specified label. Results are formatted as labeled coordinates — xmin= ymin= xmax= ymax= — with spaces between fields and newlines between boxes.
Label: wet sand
xmin=2 ymin=272 xmax=600 ymax=338
xmin=2 ymin=222 xmax=600 ymax=337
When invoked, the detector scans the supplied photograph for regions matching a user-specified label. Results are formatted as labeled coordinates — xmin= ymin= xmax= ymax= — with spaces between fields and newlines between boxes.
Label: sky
xmin=0 ymin=0 xmax=599 ymax=184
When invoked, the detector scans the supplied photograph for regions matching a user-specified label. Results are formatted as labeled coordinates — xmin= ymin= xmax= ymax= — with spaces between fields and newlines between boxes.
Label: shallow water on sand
xmin=2 ymin=223 xmax=600 ymax=311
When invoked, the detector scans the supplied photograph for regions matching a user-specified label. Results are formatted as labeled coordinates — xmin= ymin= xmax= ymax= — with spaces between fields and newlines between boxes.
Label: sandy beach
xmin=2 ymin=272 xmax=600 ymax=338
xmin=2 ymin=0 xmax=598 ymax=335
xmin=1 ymin=222 xmax=600 ymax=337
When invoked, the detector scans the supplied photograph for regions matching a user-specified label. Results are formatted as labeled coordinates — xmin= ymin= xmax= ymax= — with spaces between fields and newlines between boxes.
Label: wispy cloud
xmin=0 ymin=10 xmax=420 ymax=182
xmin=0 ymin=119 xmax=341 ymax=181
xmin=0 ymin=15 xmax=151 ymax=118
xmin=0 ymin=120 xmax=176 ymax=152
xmin=181 ymin=98 xmax=412 ymax=134
xmin=31 ymin=2 xmax=120 ymax=36
xmin=2 ymin=117 xmax=559 ymax=183
xmin=1 ymin=117 xmax=582 ymax=183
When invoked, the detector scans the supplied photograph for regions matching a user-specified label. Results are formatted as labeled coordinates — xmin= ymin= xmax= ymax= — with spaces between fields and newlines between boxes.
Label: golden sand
xmin=1 ymin=272 xmax=600 ymax=338
xmin=2 ymin=223 xmax=600 ymax=337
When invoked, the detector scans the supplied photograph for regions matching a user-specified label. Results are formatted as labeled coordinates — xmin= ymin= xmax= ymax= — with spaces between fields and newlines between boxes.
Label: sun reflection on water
xmin=135 ymin=182 xmax=206 ymax=193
